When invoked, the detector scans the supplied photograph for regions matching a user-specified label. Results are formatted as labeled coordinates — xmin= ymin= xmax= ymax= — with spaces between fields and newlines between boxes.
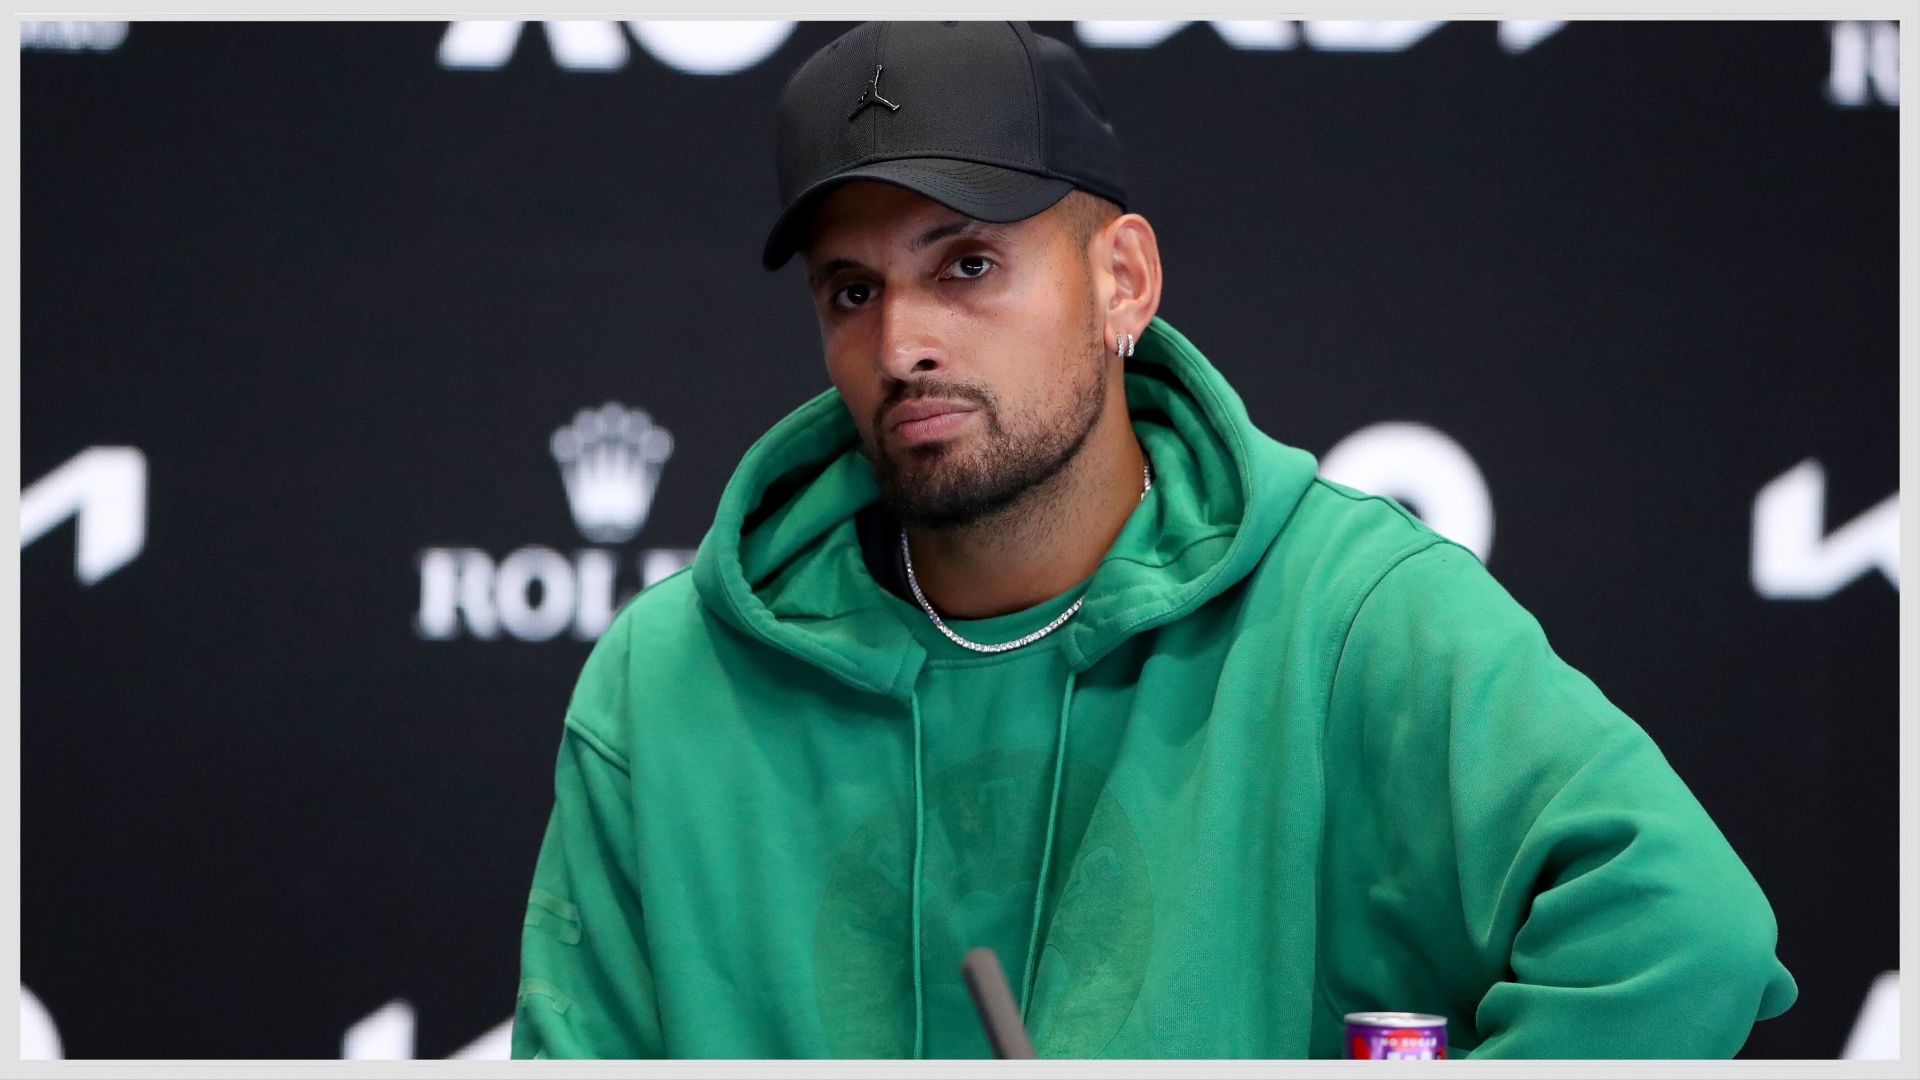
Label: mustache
xmin=873 ymin=383 xmax=993 ymax=432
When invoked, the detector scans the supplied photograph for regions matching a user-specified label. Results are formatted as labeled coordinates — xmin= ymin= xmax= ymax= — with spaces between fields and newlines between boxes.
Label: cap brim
xmin=761 ymin=158 xmax=1075 ymax=271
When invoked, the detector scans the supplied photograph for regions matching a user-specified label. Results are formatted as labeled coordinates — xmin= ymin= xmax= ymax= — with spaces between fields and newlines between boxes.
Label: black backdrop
xmin=20 ymin=19 xmax=1901 ymax=1060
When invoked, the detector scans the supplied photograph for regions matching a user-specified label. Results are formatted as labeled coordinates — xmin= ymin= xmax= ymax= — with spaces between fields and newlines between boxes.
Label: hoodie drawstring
xmin=909 ymin=691 xmax=927 ymax=1059
xmin=1018 ymin=669 xmax=1078 ymax=1042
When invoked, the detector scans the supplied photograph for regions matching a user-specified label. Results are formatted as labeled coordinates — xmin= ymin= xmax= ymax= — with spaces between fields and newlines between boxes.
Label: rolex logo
xmin=415 ymin=402 xmax=692 ymax=644
xmin=549 ymin=403 xmax=675 ymax=544
xmin=848 ymin=63 xmax=900 ymax=120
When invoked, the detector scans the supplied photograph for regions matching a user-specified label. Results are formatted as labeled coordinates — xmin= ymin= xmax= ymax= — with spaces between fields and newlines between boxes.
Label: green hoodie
xmin=513 ymin=317 xmax=1795 ymax=1059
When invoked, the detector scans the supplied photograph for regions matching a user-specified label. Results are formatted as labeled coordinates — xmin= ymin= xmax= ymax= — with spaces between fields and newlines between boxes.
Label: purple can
xmin=1345 ymin=1012 xmax=1448 ymax=1059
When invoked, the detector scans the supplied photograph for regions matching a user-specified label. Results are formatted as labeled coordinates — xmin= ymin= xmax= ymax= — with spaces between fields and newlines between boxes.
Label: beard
xmin=866 ymin=317 xmax=1109 ymax=531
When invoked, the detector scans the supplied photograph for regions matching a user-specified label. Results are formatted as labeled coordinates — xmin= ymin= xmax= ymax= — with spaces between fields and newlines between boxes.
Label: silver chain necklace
xmin=899 ymin=456 xmax=1153 ymax=654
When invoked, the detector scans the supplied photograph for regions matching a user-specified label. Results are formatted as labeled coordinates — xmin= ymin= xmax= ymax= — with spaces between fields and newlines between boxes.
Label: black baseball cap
xmin=761 ymin=21 xmax=1128 ymax=271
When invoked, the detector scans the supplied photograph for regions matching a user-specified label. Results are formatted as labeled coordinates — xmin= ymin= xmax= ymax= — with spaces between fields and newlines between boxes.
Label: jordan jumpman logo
xmin=848 ymin=64 xmax=901 ymax=121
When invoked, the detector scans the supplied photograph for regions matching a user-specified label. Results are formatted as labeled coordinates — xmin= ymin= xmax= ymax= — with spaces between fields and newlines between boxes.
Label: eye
xmin=831 ymin=281 xmax=875 ymax=312
xmin=947 ymin=254 xmax=995 ymax=280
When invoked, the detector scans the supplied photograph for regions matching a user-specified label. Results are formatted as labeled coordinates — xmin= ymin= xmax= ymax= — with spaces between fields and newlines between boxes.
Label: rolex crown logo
xmin=550 ymin=403 xmax=675 ymax=544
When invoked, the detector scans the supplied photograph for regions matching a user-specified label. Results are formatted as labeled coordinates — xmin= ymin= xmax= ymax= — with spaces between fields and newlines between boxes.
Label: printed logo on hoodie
xmin=812 ymin=749 xmax=1153 ymax=1057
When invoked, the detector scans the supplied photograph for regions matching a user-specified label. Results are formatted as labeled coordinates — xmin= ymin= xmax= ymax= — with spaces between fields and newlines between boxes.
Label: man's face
xmin=800 ymin=181 xmax=1110 ymax=530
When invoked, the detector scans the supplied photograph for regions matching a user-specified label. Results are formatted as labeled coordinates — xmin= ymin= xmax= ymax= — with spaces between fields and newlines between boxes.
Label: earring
xmin=1115 ymin=331 xmax=1135 ymax=358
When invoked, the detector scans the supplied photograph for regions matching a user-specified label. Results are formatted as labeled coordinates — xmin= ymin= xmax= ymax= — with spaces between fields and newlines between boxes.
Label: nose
xmin=874 ymin=288 xmax=946 ymax=381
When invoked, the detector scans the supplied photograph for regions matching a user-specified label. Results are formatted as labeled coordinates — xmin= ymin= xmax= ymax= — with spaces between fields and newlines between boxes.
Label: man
xmin=513 ymin=22 xmax=1795 ymax=1059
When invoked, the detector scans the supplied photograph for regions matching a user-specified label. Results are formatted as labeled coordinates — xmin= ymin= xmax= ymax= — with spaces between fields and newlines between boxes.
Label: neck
xmin=902 ymin=410 xmax=1147 ymax=621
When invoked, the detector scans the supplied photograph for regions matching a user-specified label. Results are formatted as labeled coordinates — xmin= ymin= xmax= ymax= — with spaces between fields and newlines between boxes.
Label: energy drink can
xmin=1344 ymin=1012 xmax=1448 ymax=1059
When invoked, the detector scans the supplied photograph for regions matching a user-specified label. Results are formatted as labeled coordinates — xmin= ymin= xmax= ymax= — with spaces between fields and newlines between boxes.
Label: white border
xmin=6 ymin=4 xmax=1914 ymax=1078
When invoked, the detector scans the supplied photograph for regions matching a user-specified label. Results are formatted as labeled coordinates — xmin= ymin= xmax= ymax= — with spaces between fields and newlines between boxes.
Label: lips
xmin=886 ymin=399 xmax=977 ymax=431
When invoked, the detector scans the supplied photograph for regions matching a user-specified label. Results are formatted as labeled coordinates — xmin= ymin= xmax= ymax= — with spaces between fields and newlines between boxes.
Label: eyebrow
xmin=805 ymin=219 xmax=1013 ymax=291
xmin=909 ymin=218 xmax=1008 ymax=253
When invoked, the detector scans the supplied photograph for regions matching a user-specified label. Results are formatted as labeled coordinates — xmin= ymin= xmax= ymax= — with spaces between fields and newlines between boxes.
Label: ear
xmin=1097 ymin=214 xmax=1163 ymax=348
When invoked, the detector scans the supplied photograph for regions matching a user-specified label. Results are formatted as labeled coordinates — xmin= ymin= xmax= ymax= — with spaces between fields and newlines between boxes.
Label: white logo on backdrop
xmin=1496 ymin=21 xmax=1569 ymax=54
xmin=432 ymin=20 xmax=1888 ymax=112
xmin=1750 ymin=458 xmax=1899 ymax=599
xmin=1072 ymin=20 xmax=1563 ymax=53
xmin=552 ymin=403 xmax=675 ymax=544
xmin=20 ymin=986 xmax=61 ymax=1060
xmin=20 ymin=21 xmax=127 ymax=52
xmin=1319 ymin=421 xmax=1496 ymax=563
xmin=342 ymin=999 xmax=510 ymax=1060
xmin=1072 ymin=21 xmax=1301 ymax=50
xmin=23 ymin=987 xmax=510 ymax=1062
xmin=1828 ymin=21 xmax=1900 ymax=108
xmin=415 ymin=404 xmax=696 ymax=643
xmin=438 ymin=20 xmax=795 ymax=74
xmin=1841 ymin=970 xmax=1902 ymax=1060
xmin=20 ymin=446 xmax=147 ymax=585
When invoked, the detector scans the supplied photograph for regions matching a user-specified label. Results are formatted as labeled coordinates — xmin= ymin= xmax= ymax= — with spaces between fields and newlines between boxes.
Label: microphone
xmin=961 ymin=947 xmax=1037 ymax=1059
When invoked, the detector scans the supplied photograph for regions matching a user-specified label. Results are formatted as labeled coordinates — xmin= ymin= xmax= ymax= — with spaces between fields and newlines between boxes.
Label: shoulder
xmin=1305 ymin=489 xmax=1627 ymax=752
xmin=1258 ymin=476 xmax=1463 ymax=607
xmin=1292 ymin=482 xmax=1568 ymax=698
xmin=606 ymin=563 xmax=703 ymax=645
xmin=562 ymin=565 xmax=706 ymax=750
xmin=1247 ymin=475 xmax=1547 ymax=666
xmin=1296 ymin=475 xmax=1445 ymax=552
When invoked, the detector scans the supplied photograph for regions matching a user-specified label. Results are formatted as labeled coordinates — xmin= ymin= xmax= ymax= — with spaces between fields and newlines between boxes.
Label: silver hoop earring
xmin=1116 ymin=331 xmax=1135 ymax=358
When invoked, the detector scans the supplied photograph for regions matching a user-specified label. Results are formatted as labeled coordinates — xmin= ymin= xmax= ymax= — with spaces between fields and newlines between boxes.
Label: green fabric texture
xmin=513 ymin=317 xmax=1795 ymax=1059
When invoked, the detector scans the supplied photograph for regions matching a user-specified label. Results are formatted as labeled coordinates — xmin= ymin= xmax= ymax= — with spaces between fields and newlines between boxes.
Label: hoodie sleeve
xmin=1332 ymin=540 xmax=1797 ymax=1058
xmin=512 ymin=621 xmax=664 ymax=1058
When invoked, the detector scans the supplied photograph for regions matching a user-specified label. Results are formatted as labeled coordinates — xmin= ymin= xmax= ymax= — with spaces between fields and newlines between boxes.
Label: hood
xmin=690 ymin=316 xmax=1319 ymax=701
